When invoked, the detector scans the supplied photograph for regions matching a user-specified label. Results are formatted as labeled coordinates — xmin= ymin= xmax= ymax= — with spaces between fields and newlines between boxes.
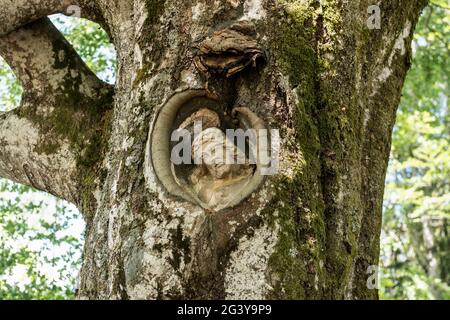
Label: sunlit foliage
xmin=380 ymin=4 xmax=449 ymax=300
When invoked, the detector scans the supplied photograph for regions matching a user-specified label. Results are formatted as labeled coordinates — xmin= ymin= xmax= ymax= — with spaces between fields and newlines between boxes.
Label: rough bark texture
xmin=0 ymin=0 xmax=428 ymax=299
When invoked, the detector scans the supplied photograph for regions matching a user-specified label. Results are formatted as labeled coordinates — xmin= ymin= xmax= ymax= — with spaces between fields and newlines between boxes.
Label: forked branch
xmin=0 ymin=18 xmax=113 ymax=208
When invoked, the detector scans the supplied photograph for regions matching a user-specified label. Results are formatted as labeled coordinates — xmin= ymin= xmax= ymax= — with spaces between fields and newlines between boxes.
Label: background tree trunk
xmin=0 ymin=0 xmax=428 ymax=299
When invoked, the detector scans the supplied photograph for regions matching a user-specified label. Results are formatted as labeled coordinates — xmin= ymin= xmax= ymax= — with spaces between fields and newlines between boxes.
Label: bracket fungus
xmin=150 ymin=90 xmax=271 ymax=211
xmin=194 ymin=22 xmax=266 ymax=78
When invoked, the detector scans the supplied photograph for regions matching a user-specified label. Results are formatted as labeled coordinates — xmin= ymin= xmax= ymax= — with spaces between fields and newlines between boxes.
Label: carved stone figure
xmin=186 ymin=115 xmax=255 ymax=209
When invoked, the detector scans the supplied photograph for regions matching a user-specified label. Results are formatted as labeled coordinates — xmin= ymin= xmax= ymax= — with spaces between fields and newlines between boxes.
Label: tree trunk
xmin=0 ymin=0 xmax=427 ymax=299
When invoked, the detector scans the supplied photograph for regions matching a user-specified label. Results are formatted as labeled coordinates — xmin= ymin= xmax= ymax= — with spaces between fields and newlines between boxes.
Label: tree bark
xmin=0 ymin=0 xmax=428 ymax=299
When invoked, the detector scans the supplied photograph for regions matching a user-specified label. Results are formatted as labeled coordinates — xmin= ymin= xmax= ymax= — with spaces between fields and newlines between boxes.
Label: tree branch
xmin=0 ymin=18 xmax=113 ymax=209
xmin=0 ymin=0 xmax=74 ymax=36
xmin=0 ymin=0 xmax=109 ymax=37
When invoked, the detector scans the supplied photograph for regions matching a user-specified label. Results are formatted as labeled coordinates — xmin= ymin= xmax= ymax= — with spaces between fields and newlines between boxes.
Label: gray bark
xmin=0 ymin=0 xmax=428 ymax=299
xmin=0 ymin=17 xmax=113 ymax=206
